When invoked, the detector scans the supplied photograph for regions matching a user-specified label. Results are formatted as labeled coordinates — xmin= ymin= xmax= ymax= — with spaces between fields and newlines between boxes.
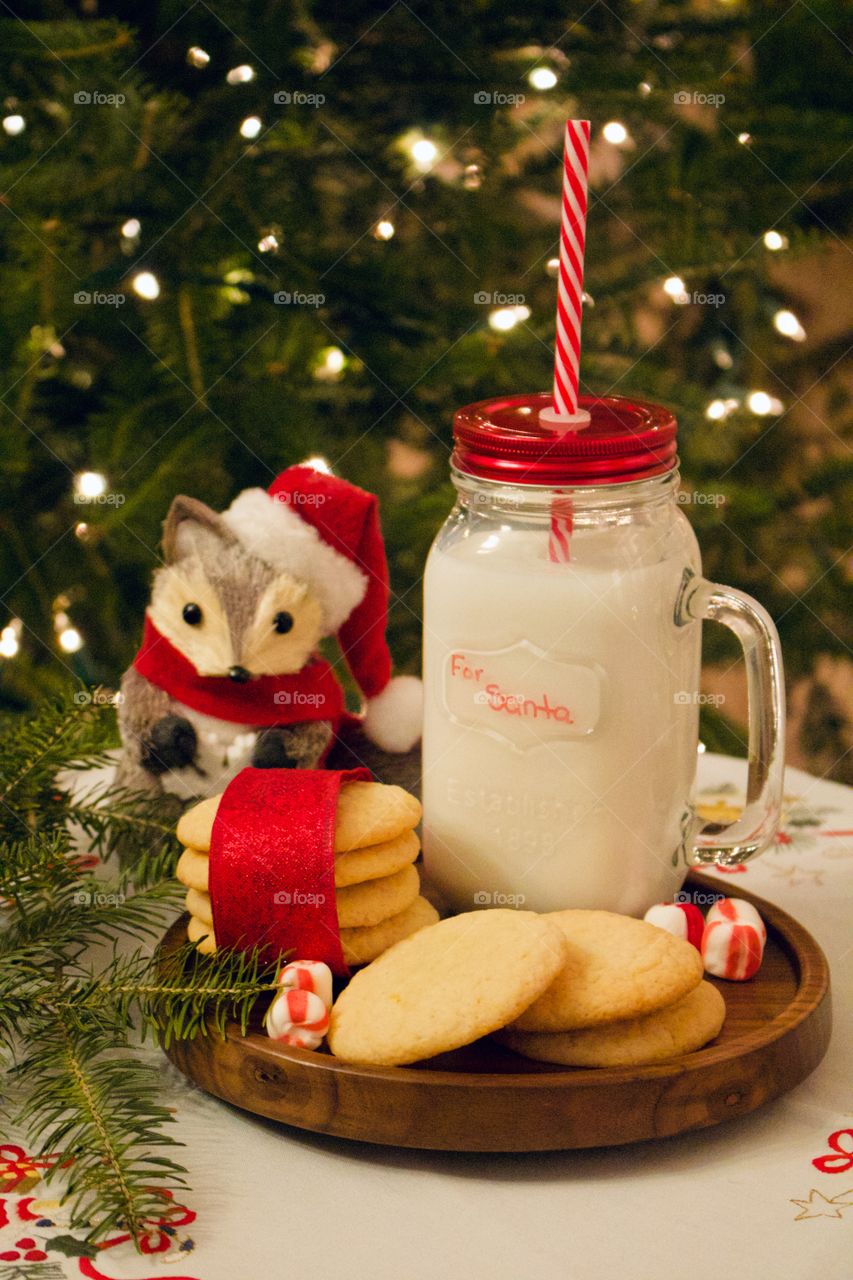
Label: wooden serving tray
xmin=161 ymin=873 xmax=831 ymax=1151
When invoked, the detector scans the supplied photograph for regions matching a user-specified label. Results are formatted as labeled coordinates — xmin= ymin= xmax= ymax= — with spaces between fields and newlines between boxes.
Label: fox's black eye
xmin=182 ymin=603 xmax=203 ymax=626
xmin=273 ymin=610 xmax=294 ymax=635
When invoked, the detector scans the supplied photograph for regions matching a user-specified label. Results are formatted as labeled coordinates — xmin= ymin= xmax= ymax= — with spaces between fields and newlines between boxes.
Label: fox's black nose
xmin=228 ymin=665 xmax=251 ymax=683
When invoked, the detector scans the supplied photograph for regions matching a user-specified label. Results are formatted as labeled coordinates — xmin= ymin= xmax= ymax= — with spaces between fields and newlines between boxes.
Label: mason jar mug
xmin=421 ymin=394 xmax=785 ymax=917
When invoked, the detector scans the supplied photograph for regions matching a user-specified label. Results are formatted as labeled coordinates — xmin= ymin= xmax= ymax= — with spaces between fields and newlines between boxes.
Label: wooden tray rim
xmin=174 ymin=871 xmax=830 ymax=1089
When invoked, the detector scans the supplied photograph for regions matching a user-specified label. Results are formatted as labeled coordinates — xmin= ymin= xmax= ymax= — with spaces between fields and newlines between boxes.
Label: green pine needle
xmin=0 ymin=690 xmax=278 ymax=1247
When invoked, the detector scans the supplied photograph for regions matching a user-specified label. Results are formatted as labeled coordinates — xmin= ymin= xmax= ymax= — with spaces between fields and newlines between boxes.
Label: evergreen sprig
xmin=0 ymin=691 xmax=279 ymax=1247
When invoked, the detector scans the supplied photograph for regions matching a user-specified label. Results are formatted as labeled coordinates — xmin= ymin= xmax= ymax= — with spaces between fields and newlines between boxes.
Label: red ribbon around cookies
xmin=208 ymin=767 xmax=371 ymax=976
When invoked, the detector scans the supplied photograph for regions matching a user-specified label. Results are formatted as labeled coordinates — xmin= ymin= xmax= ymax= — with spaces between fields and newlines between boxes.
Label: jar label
xmin=442 ymin=644 xmax=603 ymax=752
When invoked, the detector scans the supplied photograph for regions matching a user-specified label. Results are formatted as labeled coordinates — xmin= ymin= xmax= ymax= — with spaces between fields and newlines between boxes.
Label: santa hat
xmin=222 ymin=464 xmax=422 ymax=754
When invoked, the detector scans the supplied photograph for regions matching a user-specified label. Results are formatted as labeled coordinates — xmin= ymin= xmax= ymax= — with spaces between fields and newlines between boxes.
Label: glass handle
xmin=676 ymin=570 xmax=786 ymax=867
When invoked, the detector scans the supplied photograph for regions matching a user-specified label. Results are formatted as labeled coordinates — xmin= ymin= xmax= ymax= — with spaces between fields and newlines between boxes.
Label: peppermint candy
xmin=643 ymin=901 xmax=704 ymax=951
xmin=701 ymin=898 xmax=766 ymax=981
xmin=265 ymin=960 xmax=333 ymax=1048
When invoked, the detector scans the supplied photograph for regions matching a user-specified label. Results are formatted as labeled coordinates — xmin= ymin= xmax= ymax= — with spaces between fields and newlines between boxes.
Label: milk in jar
xmin=421 ymin=394 xmax=786 ymax=916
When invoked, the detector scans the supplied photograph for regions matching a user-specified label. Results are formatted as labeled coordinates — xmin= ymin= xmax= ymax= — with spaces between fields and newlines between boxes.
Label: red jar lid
xmin=452 ymin=393 xmax=678 ymax=486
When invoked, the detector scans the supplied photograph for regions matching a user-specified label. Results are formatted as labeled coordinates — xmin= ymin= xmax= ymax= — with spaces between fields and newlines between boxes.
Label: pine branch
xmin=14 ymin=1006 xmax=186 ymax=1243
xmin=29 ymin=946 xmax=283 ymax=1048
xmin=139 ymin=942 xmax=281 ymax=1047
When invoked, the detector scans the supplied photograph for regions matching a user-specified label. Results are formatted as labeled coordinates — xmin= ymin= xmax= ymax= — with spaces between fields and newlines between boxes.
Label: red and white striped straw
xmin=552 ymin=119 xmax=591 ymax=417
xmin=548 ymin=492 xmax=574 ymax=563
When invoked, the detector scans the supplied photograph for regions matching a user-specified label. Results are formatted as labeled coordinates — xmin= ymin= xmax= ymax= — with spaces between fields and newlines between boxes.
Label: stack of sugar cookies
xmin=495 ymin=909 xmax=725 ymax=1068
xmin=175 ymin=781 xmax=438 ymax=964
xmin=328 ymin=908 xmax=725 ymax=1068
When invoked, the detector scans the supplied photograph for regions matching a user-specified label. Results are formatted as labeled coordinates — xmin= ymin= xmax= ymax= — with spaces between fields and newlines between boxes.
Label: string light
xmin=638 ymin=81 xmax=652 ymax=97
xmin=2 ymin=114 xmax=25 ymax=136
xmin=602 ymin=121 xmax=629 ymax=145
xmin=314 ymin=346 xmax=346 ymax=381
xmin=410 ymin=138 xmax=438 ymax=171
xmin=240 ymin=116 xmax=263 ymax=139
xmin=373 ymin=219 xmax=395 ymax=241
xmin=737 ymin=132 xmax=752 ymax=145
xmin=74 ymin=471 xmax=107 ymax=500
xmin=131 ymin=271 xmax=160 ymax=300
xmin=226 ymin=65 xmax=255 ymax=84
xmin=763 ymin=230 xmax=788 ymax=251
xmin=302 ymin=455 xmax=333 ymax=474
xmin=121 ymin=218 xmax=141 ymax=239
xmin=747 ymin=390 xmax=784 ymax=416
xmin=488 ymin=304 xmax=529 ymax=332
xmin=58 ymin=627 xmax=83 ymax=654
xmin=545 ymin=257 xmax=560 ymax=278
xmin=75 ymin=522 xmax=90 ymax=540
xmin=774 ymin=309 xmax=806 ymax=342
xmin=663 ymin=275 xmax=689 ymax=304
xmin=186 ymin=46 xmax=210 ymax=69
xmin=258 ymin=233 xmax=279 ymax=252
xmin=0 ymin=620 xmax=21 ymax=659
xmin=528 ymin=67 xmax=557 ymax=90
xmin=462 ymin=163 xmax=482 ymax=189
xmin=705 ymin=398 xmax=739 ymax=421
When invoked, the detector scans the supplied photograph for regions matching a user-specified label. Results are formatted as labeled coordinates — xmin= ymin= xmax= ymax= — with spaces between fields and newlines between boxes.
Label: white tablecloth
xmin=3 ymin=753 xmax=851 ymax=1280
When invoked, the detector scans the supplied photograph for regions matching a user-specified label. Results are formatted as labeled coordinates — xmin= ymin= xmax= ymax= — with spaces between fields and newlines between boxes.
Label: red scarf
xmin=132 ymin=614 xmax=345 ymax=727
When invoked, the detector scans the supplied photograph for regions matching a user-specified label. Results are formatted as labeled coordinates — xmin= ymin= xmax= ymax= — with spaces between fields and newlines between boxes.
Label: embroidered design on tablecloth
xmin=790 ymin=1130 xmax=853 ymax=1220
xmin=812 ymin=1129 xmax=853 ymax=1175
xmin=0 ymin=1144 xmax=201 ymax=1278
xmin=696 ymin=784 xmax=851 ymax=881
xmin=789 ymin=1188 xmax=853 ymax=1221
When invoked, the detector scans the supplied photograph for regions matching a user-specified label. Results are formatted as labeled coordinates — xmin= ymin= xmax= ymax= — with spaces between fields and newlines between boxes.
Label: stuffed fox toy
xmin=117 ymin=465 xmax=422 ymax=800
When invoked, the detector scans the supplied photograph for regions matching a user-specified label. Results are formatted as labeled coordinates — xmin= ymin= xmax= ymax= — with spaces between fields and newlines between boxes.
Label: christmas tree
xmin=1 ymin=0 xmax=851 ymax=775
xmin=0 ymin=2 xmax=851 ymax=1242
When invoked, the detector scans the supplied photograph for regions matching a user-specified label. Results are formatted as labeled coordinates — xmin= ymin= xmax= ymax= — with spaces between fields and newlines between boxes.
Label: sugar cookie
xmin=176 ymin=847 xmax=209 ymax=892
xmin=334 ymin=829 xmax=420 ymax=887
xmin=186 ymin=913 xmax=216 ymax=955
xmin=340 ymin=896 xmax=439 ymax=966
xmin=335 ymin=864 xmax=420 ymax=929
xmin=329 ymin=909 xmax=568 ymax=1066
xmin=333 ymin=781 xmax=421 ymax=852
xmin=498 ymin=981 xmax=726 ymax=1067
xmin=510 ymin=909 xmax=704 ymax=1032
xmin=176 ymin=780 xmax=421 ymax=856
xmin=176 ymin=795 xmax=222 ymax=851
xmin=185 ymin=886 xmax=212 ymax=926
